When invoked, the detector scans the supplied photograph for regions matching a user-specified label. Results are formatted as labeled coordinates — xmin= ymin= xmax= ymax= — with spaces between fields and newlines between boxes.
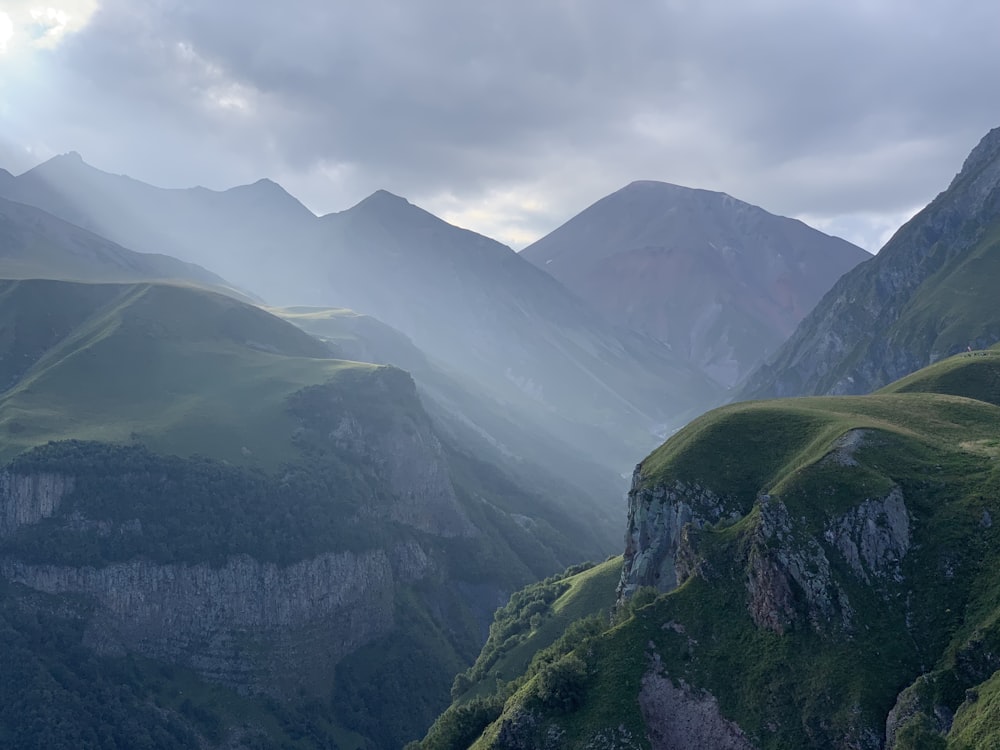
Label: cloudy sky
xmin=2 ymin=1 xmax=999 ymax=251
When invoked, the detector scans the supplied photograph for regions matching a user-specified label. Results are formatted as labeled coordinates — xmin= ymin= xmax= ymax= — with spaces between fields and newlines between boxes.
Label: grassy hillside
xmin=879 ymin=345 xmax=1000 ymax=407
xmin=0 ymin=279 xmax=364 ymax=466
xmin=417 ymin=350 xmax=1000 ymax=749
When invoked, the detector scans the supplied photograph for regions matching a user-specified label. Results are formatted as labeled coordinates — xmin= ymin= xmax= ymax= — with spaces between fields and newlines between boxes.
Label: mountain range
xmin=0 ymin=157 xmax=724 ymax=480
xmin=5 ymin=121 xmax=1000 ymax=750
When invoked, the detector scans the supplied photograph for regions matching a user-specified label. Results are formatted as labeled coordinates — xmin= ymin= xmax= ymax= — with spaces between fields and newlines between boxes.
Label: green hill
xmin=0 ymin=279 xmax=356 ymax=466
xmin=416 ymin=351 xmax=1000 ymax=749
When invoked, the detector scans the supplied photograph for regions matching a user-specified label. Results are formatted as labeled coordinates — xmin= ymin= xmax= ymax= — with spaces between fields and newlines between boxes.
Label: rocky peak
xmin=947 ymin=127 xmax=1000 ymax=208
xmin=347 ymin=188 xmax=416 ymax=217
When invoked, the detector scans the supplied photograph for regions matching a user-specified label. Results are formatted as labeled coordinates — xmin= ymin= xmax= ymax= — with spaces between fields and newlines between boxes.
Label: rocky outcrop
xmin=884 ymin=675 xmax=953 ymax=750
xmin=639 ymin=663 xmax=755 ymax=750
xmin=618 ymin=468 xmax=741 ymax=600
xmin=825 ymin=485 xmax=909 ymax=586
xmin=2 ymin=541 xmax=433 ymax=695
xmin=0 ymin=472 xmax=74 ymax=537
xmin=745 ymin=495 xmax=848 ymax=633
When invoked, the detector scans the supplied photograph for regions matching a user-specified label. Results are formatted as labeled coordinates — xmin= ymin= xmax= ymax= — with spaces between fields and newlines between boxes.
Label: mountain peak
xmin=947 ymin=127 xmax=1000 ymax=211
xmin=354 ymin=189 xmax=411 ymax=210
xmin=48 ymin=151 xmax=87 ymax=168
xmin=616 ymin=179 xmax=738 ymax=205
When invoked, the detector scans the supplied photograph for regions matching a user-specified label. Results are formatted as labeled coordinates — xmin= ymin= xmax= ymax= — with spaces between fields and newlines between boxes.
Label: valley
xmin=2 ymin=122 xmax=1000 ymax=750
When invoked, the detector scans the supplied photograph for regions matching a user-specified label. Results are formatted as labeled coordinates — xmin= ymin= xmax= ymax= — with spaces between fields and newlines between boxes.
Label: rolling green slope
xmin=417 ymin=351 xmax=1000 ymax=749
xmin=0 ymin=279 xmax=360 ymax=466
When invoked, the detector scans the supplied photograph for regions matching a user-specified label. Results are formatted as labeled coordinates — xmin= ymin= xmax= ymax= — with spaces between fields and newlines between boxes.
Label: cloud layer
xmin=2 ymin=0 xmax=1000 ymax=250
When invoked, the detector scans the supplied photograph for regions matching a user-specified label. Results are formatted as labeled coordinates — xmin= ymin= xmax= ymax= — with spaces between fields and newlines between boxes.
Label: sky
xmin=2 ymin=1 xmax=1000 ymax=252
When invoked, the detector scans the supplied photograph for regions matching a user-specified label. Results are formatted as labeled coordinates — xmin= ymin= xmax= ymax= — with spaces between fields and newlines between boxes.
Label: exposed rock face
xmin=621 ymin=442 xmax=910 ymax=636
xmin=0 ymin=472 xmax=74 ymax=537
xmin=884 ymin=676 xmax=954 ymax=750
xmin=746 ymin=495 xmax=846 ymax=633
xmin=618 ymin=467 xmax=740 ymax=600
xmin=2 ymin=542 xmax=433 ymax=695
xmin=742 ymin=127 xmax=1000 ymax=399
xmin=825 ymin=485 xmax=909 ymax=586
xmin=331 ymin=405 xmax=476 ymax=537
xmin=640 ymin=661 xmax=755 ymax=750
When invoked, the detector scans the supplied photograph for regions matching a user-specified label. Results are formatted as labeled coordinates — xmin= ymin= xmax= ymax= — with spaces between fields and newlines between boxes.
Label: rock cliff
xmin=618 ymin=470 xmax=741 ymax=600
xmin=2 ymin=543 xmax=430 ymax=695
xmin=0 ymin=472 xmax=74 ymax=538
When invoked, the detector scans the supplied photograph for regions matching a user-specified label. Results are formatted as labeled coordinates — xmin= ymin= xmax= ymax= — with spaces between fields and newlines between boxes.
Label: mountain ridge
xmin=741 ymin=127 xmax=1000 ymax=400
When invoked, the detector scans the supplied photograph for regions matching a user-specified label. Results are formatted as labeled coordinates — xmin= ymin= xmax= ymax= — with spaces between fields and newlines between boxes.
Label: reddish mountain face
xmin=522 ymin=181 xmax=870 ymax=388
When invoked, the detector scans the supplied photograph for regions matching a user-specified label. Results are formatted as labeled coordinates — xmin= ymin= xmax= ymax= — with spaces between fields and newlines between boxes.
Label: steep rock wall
xmin=0 ymin=472 xmax=74 ymax=537
xmin=619 ymin=468 xmax=740 ymax=600
xmin=2 ymin=541 xmax=433 ymax=694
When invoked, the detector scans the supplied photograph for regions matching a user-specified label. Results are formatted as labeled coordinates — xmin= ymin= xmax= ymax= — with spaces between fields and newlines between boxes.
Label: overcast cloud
xmin=2 ymin=0 xmax=999 ymax=250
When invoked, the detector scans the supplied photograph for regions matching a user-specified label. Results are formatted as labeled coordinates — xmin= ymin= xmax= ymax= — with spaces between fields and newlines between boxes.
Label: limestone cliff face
xmin=620 ymin=433 xmax=912 ymax=634
xmin=615 ymin=433 xmax=916 ymax=748
xmin=0 ymin=370 xmax=480 ymax=699
xmin=0 ymin=472 xmax=74 ymax=537
xmin=2 ymin=543 xmax=431 ymax=694
xmin=640 ymin=656 xmax=755 ymax=750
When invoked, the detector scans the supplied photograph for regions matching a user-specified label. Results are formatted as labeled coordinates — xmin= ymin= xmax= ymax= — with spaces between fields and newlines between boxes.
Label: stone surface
xmin=0 ymin=472 xmax=74 ymax=537
xmin=2 ymin=542 xmax=432 ymax=694
xmin=639 ymin=656 xmax=755 ymax=750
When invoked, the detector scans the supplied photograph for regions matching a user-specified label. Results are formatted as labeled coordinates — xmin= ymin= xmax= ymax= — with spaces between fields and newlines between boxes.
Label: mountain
xmin=413 ymin=346 xmax=1000 ymax=749
xmin=0 ymin=195 xmax=237 ymax=294
xmin=0 ymin=278 xmax=621 ymax=749
xmin=0 ymin=152 xmax=316 ymax=302
xmin=520 ymin=181 xmax=869 ymax=388
xmin=742 ymin=127 xmax=1000 ymax=399
xmin=0 ymin=156 xmax=725 ymax=477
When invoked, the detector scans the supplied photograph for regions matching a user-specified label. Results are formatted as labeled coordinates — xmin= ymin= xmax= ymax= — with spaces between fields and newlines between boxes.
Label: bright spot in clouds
xmin=0 ymin=1 xmax=98 ymax=55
